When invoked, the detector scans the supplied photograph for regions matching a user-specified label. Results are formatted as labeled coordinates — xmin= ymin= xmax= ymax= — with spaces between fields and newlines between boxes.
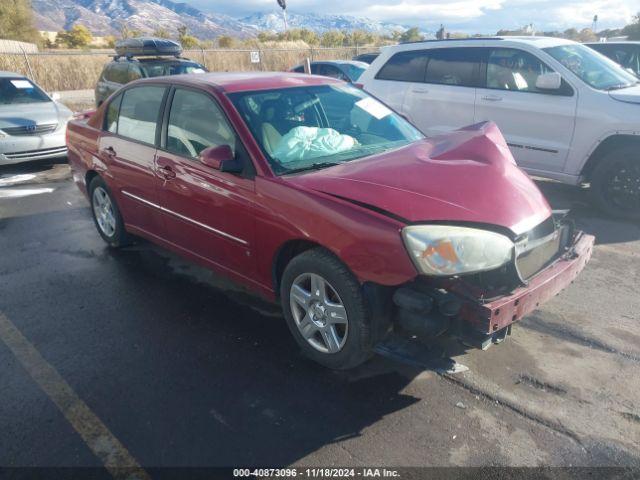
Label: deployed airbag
xmin=273 ymin=126 xmax=356 ymax=164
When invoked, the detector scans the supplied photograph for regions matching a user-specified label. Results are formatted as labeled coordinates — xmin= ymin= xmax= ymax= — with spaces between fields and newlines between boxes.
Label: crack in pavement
xmin=440 ymin=372 xmax=586 ymax=449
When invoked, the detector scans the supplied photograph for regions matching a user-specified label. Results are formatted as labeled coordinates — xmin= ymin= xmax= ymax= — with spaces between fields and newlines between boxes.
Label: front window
xmin=544 ymin=44 xmax=638 ymax=91
xmin=141 ymin=62 xmax=206 ymax=78
xmin=0 ymin=78 xmax=50 ymax=105
xmin=228 ymin=84 xmax=424 ymax=174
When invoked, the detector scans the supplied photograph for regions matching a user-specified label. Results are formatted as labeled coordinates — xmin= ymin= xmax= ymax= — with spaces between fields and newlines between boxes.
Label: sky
xmin=190 ymin=0 xmax=638 ymax=33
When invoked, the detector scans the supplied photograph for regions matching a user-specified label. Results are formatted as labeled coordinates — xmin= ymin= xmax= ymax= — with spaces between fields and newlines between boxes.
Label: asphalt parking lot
xmin=0 ymin=160 xmax=639 ymax=473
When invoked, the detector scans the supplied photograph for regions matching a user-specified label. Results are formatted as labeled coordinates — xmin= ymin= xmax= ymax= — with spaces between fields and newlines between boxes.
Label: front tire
xmin=88 ymin=176 xmax=131 ymax=247
xmin=280 ymin=248 xmax=373 ymax=369
xmin=590 ymin=146 xmax=640 ymax=220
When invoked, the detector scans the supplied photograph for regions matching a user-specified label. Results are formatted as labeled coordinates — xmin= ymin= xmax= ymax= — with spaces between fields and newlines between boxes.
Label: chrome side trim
xmin=121 ymin=190 xmax=249 ymax=246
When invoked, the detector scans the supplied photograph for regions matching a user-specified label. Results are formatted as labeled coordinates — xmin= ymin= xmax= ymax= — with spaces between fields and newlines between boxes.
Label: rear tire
xmin=280 ymin=248 xmax=373 ymax=370
xmin=590 ymin=146 xmax=640 ymax=220
xmin=88 ymin=176 xmax=132 ymax=247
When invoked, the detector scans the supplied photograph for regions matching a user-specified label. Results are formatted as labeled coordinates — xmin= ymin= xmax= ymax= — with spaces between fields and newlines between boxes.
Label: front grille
xmin=515 ymin=217 xmax=563 ymax=280
xmin=4 ymin=146 xmax=67 ymax=159
xmin=2 ymin=123 xmax=58 ymax=136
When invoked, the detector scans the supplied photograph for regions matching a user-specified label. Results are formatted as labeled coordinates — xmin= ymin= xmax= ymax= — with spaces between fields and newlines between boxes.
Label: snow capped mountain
xmin=240 ymin=11 xmax=409 ymax=35
xmin=31 ymin=0 xmax=413 ymax=39
xmin=32 ymin=0 xmax=259 ymax=39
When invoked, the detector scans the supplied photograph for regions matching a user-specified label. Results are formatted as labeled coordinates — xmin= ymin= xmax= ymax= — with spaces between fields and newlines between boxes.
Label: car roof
xmin=584 ymin=41 xmax=640 ymax=45
xmin=386 ymin=36 xmax=577 ymax=51
xmin=0 ymin=71 xmax=25 ymax=78
xmin=142 ymin=71 xmax=344 ymax=93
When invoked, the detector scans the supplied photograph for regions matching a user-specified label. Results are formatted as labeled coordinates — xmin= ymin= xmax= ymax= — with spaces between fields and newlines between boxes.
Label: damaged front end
xmin=391 ymin=213 xmax=595 ymax=350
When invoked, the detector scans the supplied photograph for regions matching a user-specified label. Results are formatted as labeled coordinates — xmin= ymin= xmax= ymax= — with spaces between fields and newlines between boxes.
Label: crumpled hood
xmin=608 ymin=85 xmax=640 ymax=104
xmin=0 ymin=101 xmax=69 ymax=129
xmin=286 ymin=122 xmax=551 ymax=236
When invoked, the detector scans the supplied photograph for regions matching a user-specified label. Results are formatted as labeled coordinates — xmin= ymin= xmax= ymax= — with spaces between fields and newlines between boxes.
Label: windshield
xmin=0 ymin=78 xmax=50 ymax=105
xmin=543 ymin=44 xmax=638 ymax=91
xmin=141 ymin=62 xmax=207 ymax=78
xmin=228 ymin=84 xmax=424 ymax=175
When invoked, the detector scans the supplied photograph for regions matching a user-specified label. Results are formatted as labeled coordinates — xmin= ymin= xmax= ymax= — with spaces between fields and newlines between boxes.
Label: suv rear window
xmin=424 ymin=48 xmax=479 ymax=87
xmin=103 ymin=63 xmax=130 ymax=84
xmin=375 ymin=50 xmax=427 ymax=82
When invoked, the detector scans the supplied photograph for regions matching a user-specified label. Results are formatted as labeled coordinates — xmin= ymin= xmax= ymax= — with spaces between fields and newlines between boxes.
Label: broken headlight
xmin=402 ymin=225 xmax=514 ymax=276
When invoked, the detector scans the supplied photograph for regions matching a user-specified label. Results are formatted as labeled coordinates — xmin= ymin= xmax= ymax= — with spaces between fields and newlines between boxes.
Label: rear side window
xmin=375 ymin=50 xmax=427 ymax=82
xmin=104 ymin=63 xmax=130 ymax=84
xmin=116 ymin=86 xmax=165 ymax=144
xmin=424 ymin=48 xmax=479 ymax=87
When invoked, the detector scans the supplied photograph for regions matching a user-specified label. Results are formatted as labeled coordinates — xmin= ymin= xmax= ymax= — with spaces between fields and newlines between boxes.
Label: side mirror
xmin=535 ymin=72 xmax=562 ymax=90
xmin=199 ymin=145 xmax=243 ymax=173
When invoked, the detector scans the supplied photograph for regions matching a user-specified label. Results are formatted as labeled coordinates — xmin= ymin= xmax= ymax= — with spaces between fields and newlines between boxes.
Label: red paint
xmin=67 ymin=73 xmax=590 ymax=327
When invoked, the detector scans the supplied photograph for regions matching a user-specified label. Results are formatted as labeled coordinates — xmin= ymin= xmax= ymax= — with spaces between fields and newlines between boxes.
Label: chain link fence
xmin=0 ymin=46 xmax=380 ymax=92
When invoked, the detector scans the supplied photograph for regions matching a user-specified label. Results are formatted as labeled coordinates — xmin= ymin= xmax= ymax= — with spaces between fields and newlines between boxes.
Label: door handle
xmin=412 ymin=87 xmax=430 ymax=94
xmin=101 ymin=146 xmax=116 ymax=157
xmin=481 ymin=95 xmax=503 ymax=102
xmin=158 ymin=165 xmax=176 ymax=180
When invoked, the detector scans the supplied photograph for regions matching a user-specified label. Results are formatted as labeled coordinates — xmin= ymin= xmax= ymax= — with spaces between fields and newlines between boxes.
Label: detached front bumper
xmin=392 ymin=229 xmax=595 ymax=349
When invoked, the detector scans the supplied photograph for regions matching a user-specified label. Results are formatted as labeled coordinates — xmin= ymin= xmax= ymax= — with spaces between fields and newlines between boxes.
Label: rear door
xmin=98 ymin=85 xmax=167 ymax=236
xmin=401 ymin=47 xmax=481 ymax=136
xmin=474 ymin=47 xmax=578 ymax=173
xmin=155 ymin=87 xmax=257 ymax=277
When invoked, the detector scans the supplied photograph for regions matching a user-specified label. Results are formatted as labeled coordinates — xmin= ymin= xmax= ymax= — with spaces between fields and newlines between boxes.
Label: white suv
xmin=358 ymin=37 xmax=640 ymax=219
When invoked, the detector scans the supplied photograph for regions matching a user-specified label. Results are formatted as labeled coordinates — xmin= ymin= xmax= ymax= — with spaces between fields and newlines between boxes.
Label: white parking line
xmin=0 ymin=174 xmax=37 ymax=186
xmin=0 ymin=312 xmax=150 ymax=480
xmin=0 ymin=188 xmax=54 ymax=199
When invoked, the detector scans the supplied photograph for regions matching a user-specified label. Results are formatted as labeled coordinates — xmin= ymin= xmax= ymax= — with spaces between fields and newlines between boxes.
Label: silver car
xmin=0 ymin=71 xmax=72 ymax=165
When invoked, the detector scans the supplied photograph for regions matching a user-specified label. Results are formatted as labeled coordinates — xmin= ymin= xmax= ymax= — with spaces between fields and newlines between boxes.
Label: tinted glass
xmin=166 ymin=89 xmax=236 ymax=158
xmin=318 ymin=65 xmax=348 ymax=81
xmin=116 ymin=86 xmax=165 ymax=144
xmin=544 ymin=44 xmax=638 ymax=90
xmin=105 ymin=63 xmax=130 ymax=84
xmin=343 ymin=64 xmax=367 ymax=81
xmin=105 ymin=93 xmax=121 ymax=133
xmin=376 ymin=50 xmax=427 ymax=82
xmin=486 ymin=48 xmax=555 ymax=93
xmin=229 ymin=84 xmax=423 ymax=175
xmin=589 ymin=44 xmax=638 ymax=73
xmin=141 ymin=62 xmax=206 ymax=77
xmin=424 ymin=48 xmax=479 ymax=87
xmin=0 ymin=78 xmax=50 ymax=104
xmin=127 ymin=64 xmax=143 ymax=81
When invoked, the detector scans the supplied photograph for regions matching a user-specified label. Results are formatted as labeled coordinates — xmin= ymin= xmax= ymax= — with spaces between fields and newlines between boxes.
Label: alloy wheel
xmin=289 ymin=273 xmax=348 ymax=354
xmin=92 ymin=186 xmax=116 ymax=237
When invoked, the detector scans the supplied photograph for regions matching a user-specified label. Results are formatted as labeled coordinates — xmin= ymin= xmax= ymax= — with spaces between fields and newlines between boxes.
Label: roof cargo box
xmin=114 ymin=37 xmax=183 ymax=58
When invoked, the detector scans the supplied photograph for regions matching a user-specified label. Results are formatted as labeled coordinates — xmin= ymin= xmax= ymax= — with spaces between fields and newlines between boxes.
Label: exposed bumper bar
xmin=458 ymin=231 xmax=595 ymax=334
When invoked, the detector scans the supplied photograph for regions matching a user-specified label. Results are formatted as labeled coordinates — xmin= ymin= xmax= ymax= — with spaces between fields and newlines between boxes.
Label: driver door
xmin=155 ymin=87 xmax=257 ymax=276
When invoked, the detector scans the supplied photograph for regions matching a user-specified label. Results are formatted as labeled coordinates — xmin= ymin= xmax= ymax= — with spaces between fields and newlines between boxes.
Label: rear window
xmin=375 ymin=50 xmax=427 ymax=82
xmin=424 ymin=48 xmax=479 ymax=87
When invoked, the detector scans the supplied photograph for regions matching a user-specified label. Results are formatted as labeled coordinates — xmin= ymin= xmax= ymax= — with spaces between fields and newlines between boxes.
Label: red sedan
xmin=66 ymin=73 xmax=594 ymax=369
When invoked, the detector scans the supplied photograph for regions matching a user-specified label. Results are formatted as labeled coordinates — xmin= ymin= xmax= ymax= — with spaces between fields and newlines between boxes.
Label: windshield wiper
xmin=283 ymin=162 xmax=341 ymax=175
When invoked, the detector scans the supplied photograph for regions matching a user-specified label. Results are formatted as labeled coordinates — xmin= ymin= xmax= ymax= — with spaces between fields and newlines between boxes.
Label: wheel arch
xmin=272 ymin=239 xmax=324 ymax=296
xmin=581 ymin=134 xmax=640 ymax=181
xmin=85 ymin=169 xmax=100 ymax=189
